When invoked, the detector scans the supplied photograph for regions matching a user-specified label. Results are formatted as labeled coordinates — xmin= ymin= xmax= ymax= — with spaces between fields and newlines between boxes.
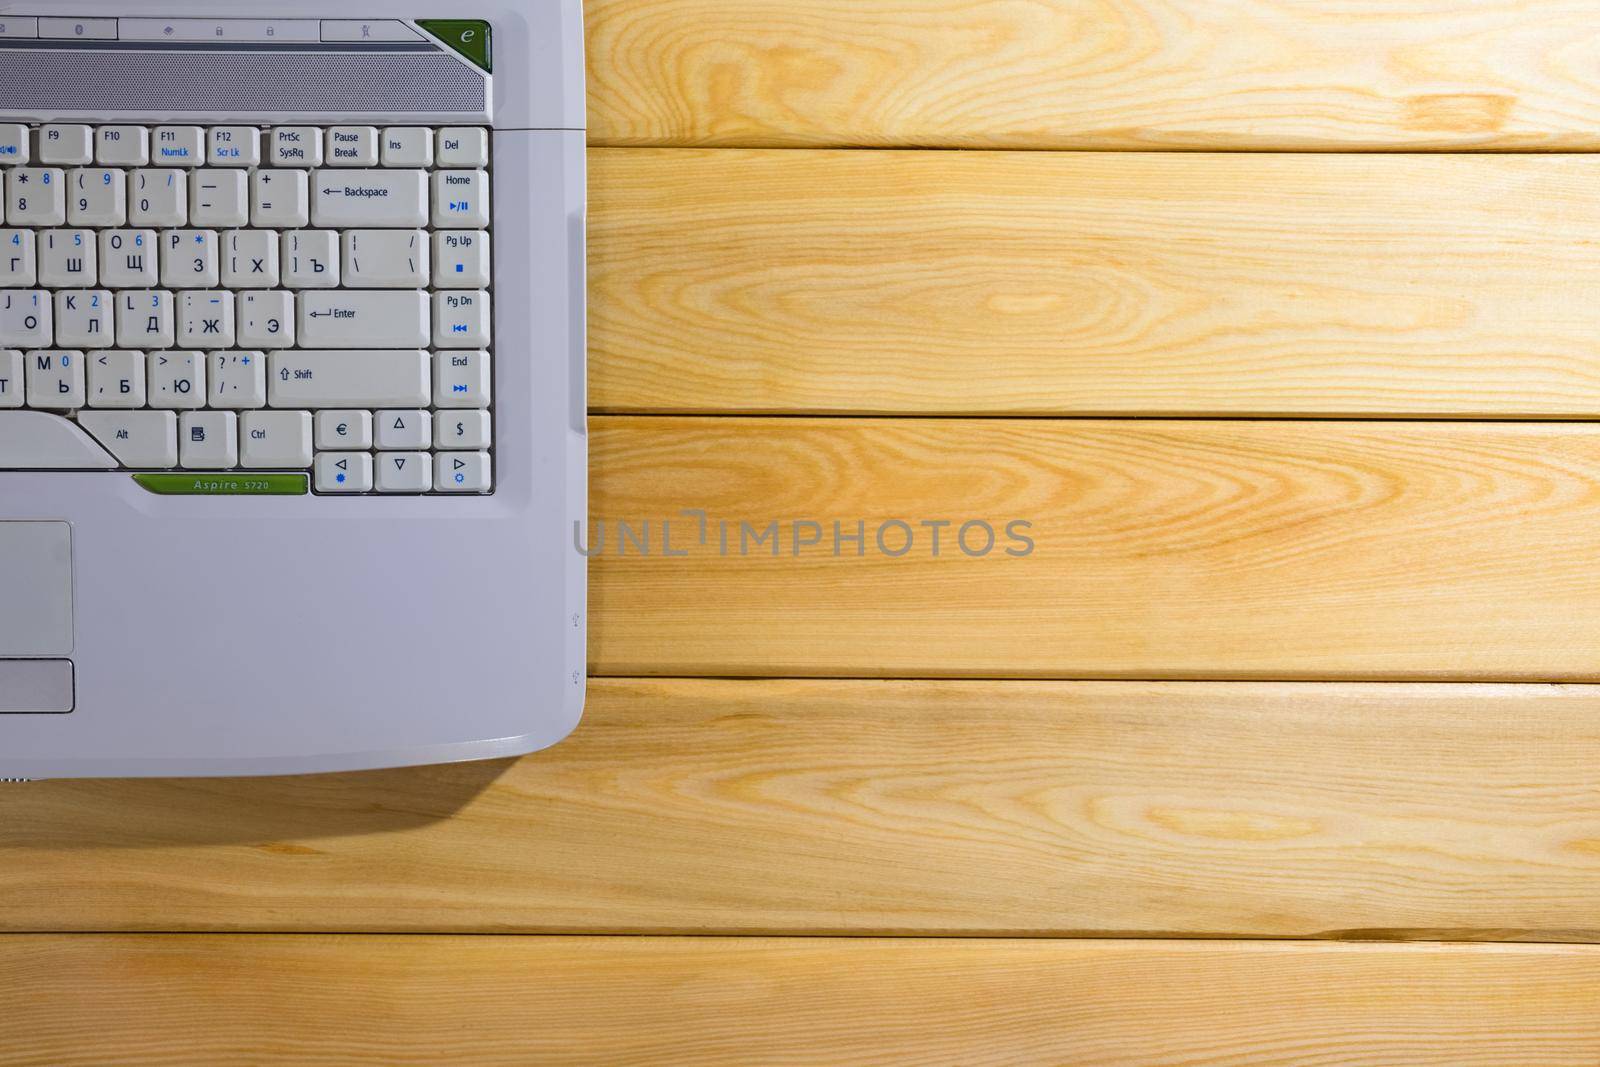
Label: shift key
xmin=299 ymin=290 xmax=429 ymax=347
xmin=269 ymin=350 xmax=431 ymax=408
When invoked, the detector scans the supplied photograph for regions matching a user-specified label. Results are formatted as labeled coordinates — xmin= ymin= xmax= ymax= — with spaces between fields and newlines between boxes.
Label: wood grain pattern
xmin=587 ymin=0 xmax=1600 ymax=150
xmin=10 ymin=679 xmax=1600 ymax=938
xmin=7 ymin=936 xmax=1600 ymax=1066
xmin=589 ymin=418 xmax=1600 ymax=679
xmin=590 ymin=149 xmax=1600 ymax=417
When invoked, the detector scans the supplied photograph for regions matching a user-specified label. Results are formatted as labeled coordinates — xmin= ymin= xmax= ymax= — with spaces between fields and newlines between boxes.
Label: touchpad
xmin=0 ymin=522 xmax=73 ymax=656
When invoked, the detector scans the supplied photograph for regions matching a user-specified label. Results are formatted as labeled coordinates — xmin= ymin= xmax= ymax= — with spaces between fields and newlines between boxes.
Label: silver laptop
xmin=0 ymin=2 xmax=587 ymax=778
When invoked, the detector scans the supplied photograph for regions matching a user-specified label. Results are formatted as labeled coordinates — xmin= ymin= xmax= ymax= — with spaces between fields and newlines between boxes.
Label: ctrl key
xmin=435 ymin=451 xmax=491 ymax=493
xmin=315 ymin=451 xmax=373 ymax=493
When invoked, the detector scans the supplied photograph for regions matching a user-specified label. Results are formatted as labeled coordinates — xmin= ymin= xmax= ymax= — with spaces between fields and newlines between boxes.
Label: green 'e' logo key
xmin=418 ymin=19 xmax=492 ymax=73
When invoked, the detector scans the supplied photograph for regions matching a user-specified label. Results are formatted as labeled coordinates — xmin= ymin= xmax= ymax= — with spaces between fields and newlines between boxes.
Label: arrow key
xmin=376 ymin=450 xmax=431 ymax=493
xmin=434 ymin=450 xmax=491 ymax=494
xmin=374 ymin=408 xmax=431 ymax=450
xmin=314 ymin=451 xmax=372 ymax=493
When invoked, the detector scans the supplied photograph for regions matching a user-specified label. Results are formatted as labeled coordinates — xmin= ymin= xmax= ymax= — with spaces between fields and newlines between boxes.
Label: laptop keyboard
xmin=0 ymin=122 xmax=492 ymax=494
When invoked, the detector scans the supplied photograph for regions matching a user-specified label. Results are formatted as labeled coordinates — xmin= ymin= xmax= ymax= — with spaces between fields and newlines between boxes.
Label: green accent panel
xmin=418 ymin=19 xmax=492 ymax=72
xmin=134 ymin=473 xmax=308 ymax=496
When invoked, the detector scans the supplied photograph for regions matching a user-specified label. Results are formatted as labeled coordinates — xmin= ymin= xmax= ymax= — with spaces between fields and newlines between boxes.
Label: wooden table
xmin=9 ymin=2 xmax=1600 ymax=1061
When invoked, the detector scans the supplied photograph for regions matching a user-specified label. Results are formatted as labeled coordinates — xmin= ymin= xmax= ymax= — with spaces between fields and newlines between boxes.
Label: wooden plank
xmin=6 ymin=936 xmax=1600 ymax=1065
xmin=9 ymin=679 xmax=1600 ymax=937
xmin=588 ymin=0 xmax=1600 ymax=150
xmin=589 ymin=418 xmax=1600 ymax=679
xmin=590 ymin=149 xmax=1600 ymax=417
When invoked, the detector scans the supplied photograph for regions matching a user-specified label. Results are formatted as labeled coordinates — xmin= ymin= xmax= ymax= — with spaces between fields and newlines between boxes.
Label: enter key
xmin=298 ymin=290 xmax=429 ymax=348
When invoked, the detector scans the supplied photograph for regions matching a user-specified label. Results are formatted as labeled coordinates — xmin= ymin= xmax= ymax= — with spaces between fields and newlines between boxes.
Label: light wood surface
xmin=9 ymin=679 xmax=1600 ymax=939
xmin=20 ymin=4 xmax=1600 ymax=1059
xmin=590 ymin=418 xmax=1600 ymax=679
xmin=591 ymin=149 xmax=1600 ymax=417
xmin=6 ymin=936 xmax=1600 ymax=1066
xmin=588 ymin=0 xmax=1600 ymax=149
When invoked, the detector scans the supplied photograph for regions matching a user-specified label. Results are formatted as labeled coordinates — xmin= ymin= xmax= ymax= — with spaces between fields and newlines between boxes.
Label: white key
xmin=434 ymin=350 xmax=490 ymax=408
xmin=343 ymin=229 xmax=428 ymax=287
xmin=240 ymin=410 xmax=312 ymax=468
xmin=161 ymin=229 xmax=219 ymax=287
xmin=375 ymin=409 xmax=431 ymax=450
xmin=0 ymin=349 xmax=21 ymax=407
xmin=0 ymin=409 xmax=118 ymax=468
xmin=315 ymin=409 xmax=372 ymax=449
xmin=377 ymin=450 xmax=431 ymax=493
xmin=0 ymin=124 xmax=28 ymax=165
xmin=280 ymin=230 xmax=340 ymax=288
xmin=98 ymin=229 xmax=158 ymax=287
xmin=180 ymin=410 xmax=238 ymax=469
xmin=25 ymin=350 xmax=84 ymax=409
xmin=37 ymin=229 xmax=96 ymax=287
xmin=39 ymin=17 xmax=115 ymax=39
xmin=433 ymin=291 xmax=490 ymax=347
xmin=271 ymin=127 xmax=324 ymax=168
xmin=0 ymin=290 xmax=52 ymax=346
xmin=434 ymin=230 xmax=490 ymax=288
xmin=315 ymin=451 xmax=372 ymax=493
xmin=435 ymin=451 xmax=491 ymax=493
xmin=7 ymin=168 xmax=66 ymax=225
xmin=251 ymin=169 xmax=308 ymax=227
xmin=53 ymin=290 xmax=113 ymax=348
xmin=381 ymin=127 xmax=433 ymax=168
xmin=190 ymin=170 xmax=249 ymax=227
xmin=326 ymin=126 xmax=378 ymax=167
xmin=148 ymin=351 xmax=205 ymax=409
xmin=130 ymin=168 xmax=187 ymax=226
xmin=97 ymin=126 xmax=150 ymax=167
xmin=237 ymin=290 xmax=296 ymax=348
xmin=268 ymin=350 xmax=430 ymax=408
xmin=209 ymin=126 xmax=260 ymax=167
xmin=116 ymin=290 xmax=175 ymax=348
xmin=223 ymin=229 xmax=280 ymax=288
xmin=177 ymin=291 xmax=235 ymax=349
xmin=299 ymin=290 xmax=428 ymax=348
xmin=310 ymin=169 xmax=427 ymax=227
xmin=87 ymin=349 xmax=147 ymax=408
xmin=67 ymin=167 xmax=126 ymax=225
xmin=432 ymin=170 xmax=489 ymax=228
xmin=436 ymin=128 xmax=488 ymax=167
xmin=436 ymin=409 xmax=491 ymax=449
xmin=78 ymin=410 xmax=177 ymax=467
xmin=152 ymin=126 xmax=204 ymax=166
xmin=209 ymin=351 xmax=266 ymax=409
xmin=40 ymin=125 xmax=93 ymax=166
xmin=0 ymin=230 xmax=36 ymax=285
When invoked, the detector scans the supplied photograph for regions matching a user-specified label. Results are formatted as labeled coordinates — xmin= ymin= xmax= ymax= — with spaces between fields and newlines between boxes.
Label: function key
xmin=38 ymin=17 xmax=116 ymax=39
xmin=321 ymin=20 xmax=425 ymax=42
xmin=271 ymin=127 xmax=324 ymax=168
xmin=152 ymin=126 xmax=204 ymax=167
xmin=436 ymin=128 xmax=488 ymax=167
xmin=326 ymin=126 xmax=378 ymax=167
xmin=39 ymin=125 xmax=93 ymax=166
xmin=381 ymin=128 xmax=433 ymax=168
xmin=209 ymin=127 xmax=261 ymax=168
xmin=97 ymin=126 xmax=150 ymax=166
xmin=120 ymin=18 xmax=319 ymax=42
xmin=0 ymin=125 xmax=29 ymax=165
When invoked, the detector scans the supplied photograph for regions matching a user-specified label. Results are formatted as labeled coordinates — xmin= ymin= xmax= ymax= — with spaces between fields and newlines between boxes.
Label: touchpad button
xmin=0 ymin=521 xmax=73 ymax=656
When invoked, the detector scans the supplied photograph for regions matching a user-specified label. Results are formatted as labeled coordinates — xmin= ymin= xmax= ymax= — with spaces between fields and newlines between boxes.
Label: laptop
xmin=0 ymin=2 xmax=587 ymax=778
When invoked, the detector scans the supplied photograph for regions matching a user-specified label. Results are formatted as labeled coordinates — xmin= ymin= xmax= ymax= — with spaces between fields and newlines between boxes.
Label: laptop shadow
xmin=0 ymin=756 xmax=515 ymax=849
